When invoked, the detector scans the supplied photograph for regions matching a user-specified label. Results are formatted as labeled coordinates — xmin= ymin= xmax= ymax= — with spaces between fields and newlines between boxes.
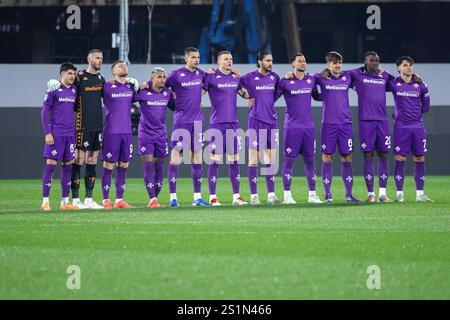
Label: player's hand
xmin=284 ymin=71 xmax=293 ymax=79
xmin=412 ymin=73 xmax=423 ymax=84
xmin=231 ymin=67 xmax=241 ymax=78
xmin=207 ymin=68 xmax=216 ymax=74
xmin=47 ymin=79 xmax=61 ymax=91
xmin=126 ymin=77 xmax=139 ymax=91
xmin=45 ymin=133 xmax=54 ymax=146
xmin=320 ymin=68 xmax=331 ymax=79
xmin=139 ymin=82 xmax=149 ymax=90
xmin=248 ymin=98 xmax=255 ymax=108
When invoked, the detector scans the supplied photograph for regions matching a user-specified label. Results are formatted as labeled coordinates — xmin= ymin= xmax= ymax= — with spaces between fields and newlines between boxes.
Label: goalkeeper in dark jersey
xmin=47 ymin=49 xmax=138 ymax=209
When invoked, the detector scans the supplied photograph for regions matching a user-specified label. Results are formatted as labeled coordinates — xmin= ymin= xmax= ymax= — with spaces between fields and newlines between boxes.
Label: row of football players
xmin=40 ymin=47 xmax=432 ymax=211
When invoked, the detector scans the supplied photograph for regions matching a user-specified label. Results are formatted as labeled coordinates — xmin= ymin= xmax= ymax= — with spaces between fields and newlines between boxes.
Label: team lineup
xmin=40 ymin=47 xmax=433 ymax=211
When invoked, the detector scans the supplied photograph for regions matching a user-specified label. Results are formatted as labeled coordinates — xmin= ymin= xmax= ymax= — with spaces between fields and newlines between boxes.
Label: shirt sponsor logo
xmin=363 ymin=78 xmax=385 ymax=85
xmin=217 ymin=82 xmax=239 ymax=88
xmin=181 ymin=79 xmax=202 ymax=87
xmin=111 ymin=92 xmax=133 ymax=98
xmin=255 ymin=85 xmax=275 ymax=91
xmin=396 ymin=91 xmax=420 ymax=97
xmin=290 ymin=88 xmax=312 ymax=95
xmin=58 ymin=97 xmax=76 ymax=103
xmin=146 ymin=100 xmax=168 ymax=106
xmin=84 ymin=85 xmax=102 ymax=92
xmin=325 ymin=85 xmax=348 ymax=91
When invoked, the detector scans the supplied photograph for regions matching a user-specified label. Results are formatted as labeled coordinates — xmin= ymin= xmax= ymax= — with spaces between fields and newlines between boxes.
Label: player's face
xmin=218 ymin=53 xmax=233 ymax=71
xmin=88 ymin=52 xmax=103 ymax=71
xmin=113 ymin=62 xmax=128 ymax=77
xmin=259 ymin=54 xmax=273 ymax=72
xmin=151 ymin=71 xmax=166 ymax=89
xmin=61 ymin=69 xmax=76 ymax=85
xmin=365 ymin=55 xmax=380 ymax=73
xmin=292 ymin=55 xmax=306 ymax=72
xmin=398 ymin=60 xmax=413 ymax=76
xmin=185 ymin=52 xmax=200 ymax=69
xmin=327 ymin=60 xmax=342 ymax=75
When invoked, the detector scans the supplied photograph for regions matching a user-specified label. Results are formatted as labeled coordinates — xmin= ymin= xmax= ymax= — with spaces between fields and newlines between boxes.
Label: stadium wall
xmin=1 ymin=64 xmax=449 ymax=179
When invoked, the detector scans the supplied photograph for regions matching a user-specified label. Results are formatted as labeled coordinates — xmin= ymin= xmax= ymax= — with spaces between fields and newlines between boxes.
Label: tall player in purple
xmin=242 ymin=50 xmax=281 ymax=205
xmin=166 ymin=47 xmax=209 ymax=207
xmin=40 ymin=63 xmax=79 ymax=211
xmin=349 ymin=51 xmax=394 ymax=203
xmin=135 ymin=67 xmax=174 ymax=209
xmin=276 ymin=53 xmax=322 ymax=204
xmin=388 ymin=56 xmax=433 ymax=202
xmin=203 ymin=50 xmax=250 ymax=206
xmin=317 ymin=52 xmax=362 ymax=203
xmin=100 ymin=60 xmax=136 ymax=209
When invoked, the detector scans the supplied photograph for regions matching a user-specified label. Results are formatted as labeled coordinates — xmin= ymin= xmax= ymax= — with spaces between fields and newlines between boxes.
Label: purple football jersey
xmin=204 ymin=69 xmax=243 ymax=124
xmin=275 ymin=73 xmax=318 ymax=129
xmin=135 ymin=87 xmax=173 ymax=138
xmin=242 ymin=70 xmax=279 ymax=124
xmin=388 ymin=76 xmax=430 ymax=127
xmin=102 ymin=80 xmax=135 ymax=134
xmin=41 ymin=83 xmax=77 ymax=136
xmin=166 ymin=67 xmax=205 ymax=124
xmin=349 ymin=68 xmax=394 ymax=121
xmin=315 ymin=71 xmax=353 ymax=125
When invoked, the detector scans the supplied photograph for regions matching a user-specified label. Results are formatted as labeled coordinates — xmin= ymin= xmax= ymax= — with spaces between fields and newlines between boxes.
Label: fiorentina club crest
xmin=163 ymin=91 xmax=167 ymax=96
xmin=342 ymin=76 xmax=347 ymax=81
xmin=306 ymin=79 xmax=311 ymax=84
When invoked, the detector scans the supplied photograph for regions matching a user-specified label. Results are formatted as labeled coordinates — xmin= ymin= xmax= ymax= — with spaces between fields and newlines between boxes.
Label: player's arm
xmin=41 ymin=90 xmax=55 ymax=145
xmin=167 ymin=90 xmax=176 ymax=111
xmin=274 ymin=79 xmax=284 ymax=102
xmin=420 ymin=82 xmax=431 ymax=114
xmin=312 ymin=86 xmax=322 ymax=101
xmin=237 ymin=88 xmax=250 ymax=99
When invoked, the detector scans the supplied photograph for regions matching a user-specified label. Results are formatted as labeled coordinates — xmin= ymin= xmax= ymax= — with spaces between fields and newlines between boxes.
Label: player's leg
xmin=41 ymin=158 xmax=57 ymax=211
xmin=227 ymin=124 xmax=246 ymax=205
xmin=338 ymin=124 xmax=362 ymax=203
xmin=264 ymin=124 xmax=280 ymax=205
xmin=114 ymin=134 xmax=134 ymax=209
xmin=412 ymin=128 xmax=432 ymax=202
xmin=208 ymin=152 xmax=222 ymax=206
xmin=247 ymin=118 xmax=260 ymax=205
xmin=360 ymin=121 xmax=376 ymax=202
xmin=320 ymin=124 xmax=337 ymax=203
xmin=60 ymin=137 xmax=80 ymax=210
xmin=83 ymin=131 xmax=103 ymax=209
xmin=168 ymin=148 xmax=182 ymax=207
xmin=376 ymin=121 xmax=392 ymax=202
xmin=191 ymin=123 xmax=208 ymax=206
xmin=302 ymin=129 xmax=321 ymax=203
xmin=143 ymin=154 xmax=161 ymax=208
xmin=153 ymin=137 xmax=168 ymax=198
xmin=101 ymin=133 xmax=119 ymax=209
xmin=393 ymin=126 xmax=409 ymax=202
xmin=71 ymin=130 xmax=84 ymax=207
xmin=282 ymin=127 xmax=300 ymax=204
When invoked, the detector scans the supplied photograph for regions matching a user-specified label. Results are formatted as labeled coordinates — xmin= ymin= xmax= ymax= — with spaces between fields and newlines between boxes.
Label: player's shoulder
xmin=269 ymin=71 xmax=280 ymax=79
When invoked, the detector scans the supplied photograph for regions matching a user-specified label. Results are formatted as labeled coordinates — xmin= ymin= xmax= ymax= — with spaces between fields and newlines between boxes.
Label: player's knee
xmin=103 ymin=161 xmax=115 ymax=170
xmin=142 ymin=155 xmax=154 ymax=163
xmin=303 ymin=155 xmax=314 ymax=164
xmin=363 ymin=151 xmax=375 ymax=158
xmin=413 ymin=155 xmax=425 ymax=162
xmin=119 ymin=162 xmax=129 ymax=168
xmin=192 ymin=151 xmax=202 ymax=164
xmin=340 ymin=154 xmax=352 ymax=163
xmin=210 ymin=153 xmax=222 ymax=164
xmin=377 ymin=151 xmax=388 ymax=159
xmin=227 ymin=154 xmax=239 ymax=163
xmin=322 ymin=154 xmax=332 ymax=163
xmin=46 ymin=159 xmax=57 ymax=165
xmin=63 ymin=160 xmax=74 ymax=166
xmin=394 ymin=155 xmax=406 ymax=161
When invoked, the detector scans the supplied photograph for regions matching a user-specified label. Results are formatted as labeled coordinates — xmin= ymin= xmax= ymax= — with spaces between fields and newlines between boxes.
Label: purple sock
xmin=208 ymin=161 xmax=219 ymax=195
xmin=322 ymin=161 xmax=332 ymax=195
xmin=303 ymin=155 xmax=316 ymax=191
xmin=363 ymin=156 xmax=374 ymax=193
xmin=282 ymin=156 xmax=295 ymax=191
xmin=394 ymin=160 xmax=405 ymax=191
xmin=228 ymin=161 xmax=240 ymax=194
xmin=42 ymin=163 xmax=56 ymax=197
xmin=248 ymin=166 xmax=258 ymax=195
xmin=378 ymin=156 xmax=389 ymax=188
xmin=414 ymin=161 xmax=425 ymax=191
xmin=192 ymin=164 xmax=202 ymax=194
xmin=144 ymin=161 xmax=156 ymax=199
xmin=341 ymin=162 xmax=353 ymax=197
xmin=101 ymin=168 xmax=113 ymax=200
xmin=154 ymin=161 xmax=164 ymax=197
xmin=168 ymin=164 xmax=179 ymax=194
xmin=264 ymin=164 xmax=275 ymax=193
xmin=60 ymin=164 xmax=72 ymax=198
xmin=115 ymin=167 xmax=127 ymax=199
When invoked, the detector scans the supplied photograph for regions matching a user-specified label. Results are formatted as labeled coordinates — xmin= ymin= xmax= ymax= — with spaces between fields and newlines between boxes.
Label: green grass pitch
xmin=0 ymin=176 xmax=449 ymax=299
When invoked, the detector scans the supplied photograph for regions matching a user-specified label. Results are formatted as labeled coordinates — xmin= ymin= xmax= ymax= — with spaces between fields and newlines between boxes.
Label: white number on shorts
xmin=385 ymin=136 xmax=391 ymax=146
xmin=237 ymin=136 xmax=242 ymax=147
xmin=314 ymin=140 xmax=317 ymax=153
xmin=198 ymin=133 xmax=203 ymax=143
xmin=129 ymin=144 xmax=133 ymax=153
xmin=423 ymin=139 xmax=427 ymax=151
xmin=348 ymin=139 xmax=353 ymax=148
xmin=70 ymin=144 xmax=75 ymax=153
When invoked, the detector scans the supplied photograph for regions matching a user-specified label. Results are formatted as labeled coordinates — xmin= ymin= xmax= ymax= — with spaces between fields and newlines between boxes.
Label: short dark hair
xmin=217 ymin=50 xmax=232 ymax=60
xmin=184 ymin=47 xmax=199 ymax=55
xmin=363 ymin=51 xmax=378 ymax=60
xmin=60 ymin=62 xmax=77 ymax=74
xmin=256 ymin=50 xmax=272 ymax=68
xmin=111 ymin=60 xmax=125 ymax=71
xmin=325 ymin=51 xmax=343 ymax=63
xmin=88 ymin=49 xmax=102 ymax=55
xmin=290 ymin=52 xmax=304 ymax=64
xmin=396 ymin=56 xmax=414 ymax=67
